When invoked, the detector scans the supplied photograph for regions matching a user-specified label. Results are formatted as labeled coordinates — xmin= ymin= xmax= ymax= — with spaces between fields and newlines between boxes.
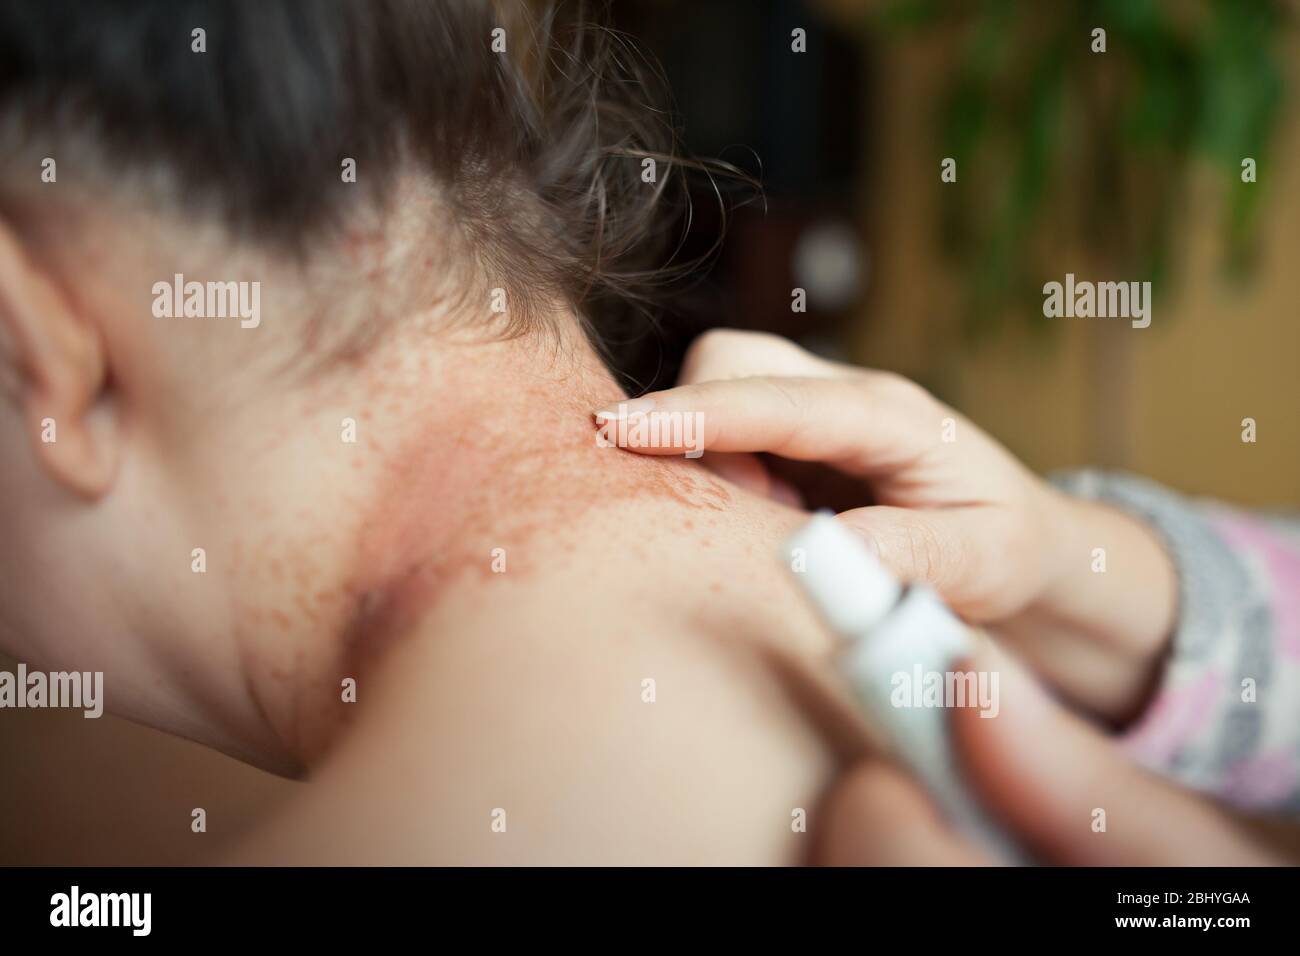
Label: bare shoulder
xmin=225 ymin=566 xmax=836 ymax=865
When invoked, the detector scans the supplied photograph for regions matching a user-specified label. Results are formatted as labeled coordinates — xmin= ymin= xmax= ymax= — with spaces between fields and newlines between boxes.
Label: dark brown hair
xmin=0 ymin=0 xmax=716 ymax=361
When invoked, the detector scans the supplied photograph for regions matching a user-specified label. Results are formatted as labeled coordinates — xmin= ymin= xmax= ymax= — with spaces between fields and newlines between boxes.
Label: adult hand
xmin=595 ymin=330 xmax=1178 ymax=721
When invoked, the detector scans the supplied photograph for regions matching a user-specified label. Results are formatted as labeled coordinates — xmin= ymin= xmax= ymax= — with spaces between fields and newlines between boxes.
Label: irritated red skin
xmin=277 ymin=335 xmax=738 ymax=754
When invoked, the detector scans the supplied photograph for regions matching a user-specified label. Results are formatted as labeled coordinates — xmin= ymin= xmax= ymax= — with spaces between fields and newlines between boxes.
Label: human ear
xmin=0 ymin=218 xmax=118 ymax=499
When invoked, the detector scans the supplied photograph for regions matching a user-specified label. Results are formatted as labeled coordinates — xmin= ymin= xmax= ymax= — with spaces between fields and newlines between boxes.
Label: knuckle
xmin=681 ymin=329 xmax=816 ymax=381
xmin=872 ymin=370 xmax=934 ymax=407
xmin=684 ymin=327 xmax=749 ymax=361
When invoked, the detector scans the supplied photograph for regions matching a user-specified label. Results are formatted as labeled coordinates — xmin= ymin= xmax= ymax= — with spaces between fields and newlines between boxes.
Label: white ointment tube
xmin=787 ymin=513 xmax=1025 ymax=863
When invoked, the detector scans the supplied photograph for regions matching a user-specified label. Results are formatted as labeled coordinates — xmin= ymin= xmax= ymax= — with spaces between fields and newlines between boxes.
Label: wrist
xmin=1038 ymin=492 xmax=1179 ymax=659
xmin=997 ymin=489 xmax=1178 ymax=724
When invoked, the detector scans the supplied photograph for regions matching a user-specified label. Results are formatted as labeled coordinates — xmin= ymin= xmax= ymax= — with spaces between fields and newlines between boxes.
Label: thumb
xmin=954 ymin=641 xmax=1281 ymax=865
xmin=835 ymin=505 xmax=973 ymax=602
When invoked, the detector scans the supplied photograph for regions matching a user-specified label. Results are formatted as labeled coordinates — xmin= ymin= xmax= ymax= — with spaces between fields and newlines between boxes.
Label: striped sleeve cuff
xmin=1049 ymin=470 xmax=1300 ymax=813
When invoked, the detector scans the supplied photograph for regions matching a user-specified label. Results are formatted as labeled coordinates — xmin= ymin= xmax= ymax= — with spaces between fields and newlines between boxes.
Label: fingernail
xmin=593 ymin=396 xmax=656 ymax=421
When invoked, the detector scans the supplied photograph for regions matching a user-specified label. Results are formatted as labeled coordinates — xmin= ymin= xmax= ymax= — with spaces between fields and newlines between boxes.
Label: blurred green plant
xmin=876 ymin=0 xmax=1289 ymax=340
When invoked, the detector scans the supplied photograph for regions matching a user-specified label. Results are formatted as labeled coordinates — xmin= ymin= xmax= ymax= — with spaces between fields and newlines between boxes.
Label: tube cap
xmin=785 ymin=512 xmax=901 ymax=637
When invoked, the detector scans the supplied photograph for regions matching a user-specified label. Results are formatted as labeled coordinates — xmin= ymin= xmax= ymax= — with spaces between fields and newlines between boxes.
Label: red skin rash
xmin=328 ymin=343 xmax=734 ymax=698
xmin=217 ymin=328 xmax=736 ymax=764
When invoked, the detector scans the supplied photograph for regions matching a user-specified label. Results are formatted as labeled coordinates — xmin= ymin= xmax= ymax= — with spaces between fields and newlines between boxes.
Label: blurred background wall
xmin=0 ymin=657 xmax=294 ymax=865
xmin=617 ymin=0 xmax=1300 ymax=507
xmin=846 ymin=0 xmax=1300 ymax=507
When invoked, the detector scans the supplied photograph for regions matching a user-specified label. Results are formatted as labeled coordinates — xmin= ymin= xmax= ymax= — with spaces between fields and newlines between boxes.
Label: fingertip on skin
xmin=592 ymin=395 xmax=656 ymax=422
xmin=592 ymin=384 xmax=706 ymax=421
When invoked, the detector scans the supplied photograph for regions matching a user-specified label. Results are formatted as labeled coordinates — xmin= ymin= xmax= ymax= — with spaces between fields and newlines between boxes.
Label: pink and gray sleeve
xmin=1053 ymin=470 xmax=1300 ymax=813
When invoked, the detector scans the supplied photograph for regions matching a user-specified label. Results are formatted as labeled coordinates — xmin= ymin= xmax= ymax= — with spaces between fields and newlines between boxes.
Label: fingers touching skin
xmin=594 ymin=330 xmax=1178 ymax=725
xmin=593 ymin=331 xmax=1286 ymax=865
xmin=594 ymin=330 xmax=1061 ymax=623
xmin=599 ymin=328 xmax=1027 ymax=499
xmin=613 ymin=331 xmax=1283 ymax=865
xmin=601 ymin=373 xmax=957 ymax=481
xmin=599 ymin=329 xmax=837 ymax=507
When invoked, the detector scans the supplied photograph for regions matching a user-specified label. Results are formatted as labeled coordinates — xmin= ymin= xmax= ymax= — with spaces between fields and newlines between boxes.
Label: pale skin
xmin=0 ymin=171 xmax=1284 ymax=863
xmin=1 ymin=176 xmax=853 ymax=863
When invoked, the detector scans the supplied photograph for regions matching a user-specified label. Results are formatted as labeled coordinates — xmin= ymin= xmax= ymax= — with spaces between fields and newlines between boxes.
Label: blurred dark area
xmin=610 ymin=0 xmax=870 ymax=392
xmin=608 ymin=0 xmax=1300 ymax=509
